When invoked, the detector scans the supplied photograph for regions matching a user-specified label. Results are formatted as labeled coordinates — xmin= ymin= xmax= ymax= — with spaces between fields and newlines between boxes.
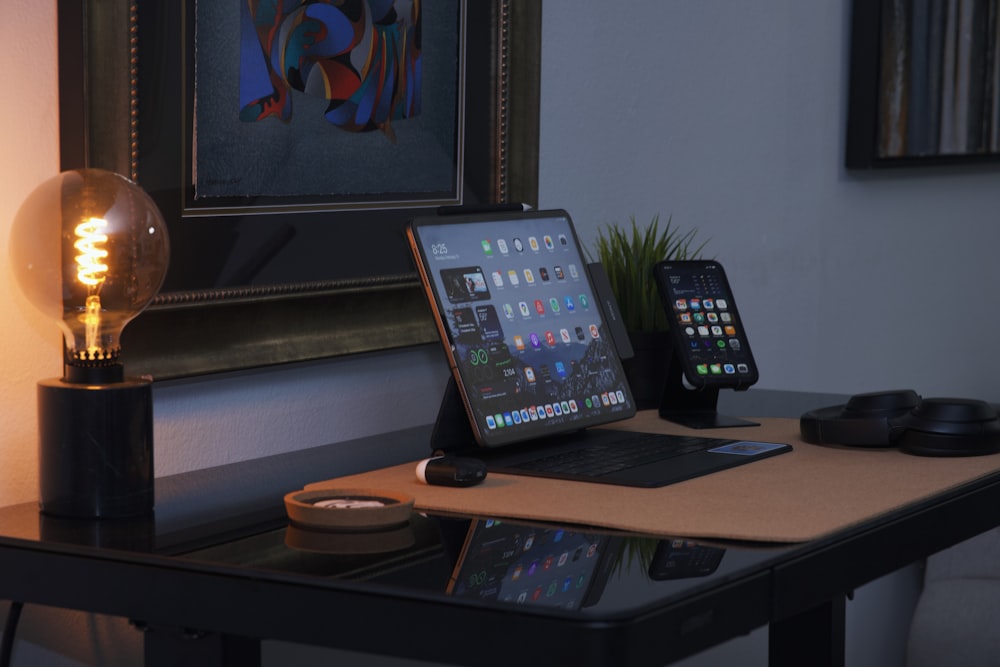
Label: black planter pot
xmin=621 ymin=331 xmax=672 ymax=411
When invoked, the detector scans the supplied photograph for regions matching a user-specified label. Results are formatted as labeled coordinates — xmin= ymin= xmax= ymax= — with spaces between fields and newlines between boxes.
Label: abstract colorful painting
xmin=194 ymin=0 xmax=456 ymax=201
xmin=239 ymin=0 xmax=422 ymax=143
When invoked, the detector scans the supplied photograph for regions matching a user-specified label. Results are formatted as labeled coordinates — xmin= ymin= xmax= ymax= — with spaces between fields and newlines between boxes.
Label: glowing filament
xmin=74 ymin=217 xmax=109 ymax=353
xmin=74 ymin=217 xmax=109 ymax=288
xmin=83 ymin=295 xmax=102 ymax=354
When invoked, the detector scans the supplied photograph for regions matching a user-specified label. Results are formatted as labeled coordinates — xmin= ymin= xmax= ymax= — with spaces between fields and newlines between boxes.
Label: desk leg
xmin=142 ymin=625 xmax=261 ymax=667
xmin=768 ymin=596 xmax=846 ymax=667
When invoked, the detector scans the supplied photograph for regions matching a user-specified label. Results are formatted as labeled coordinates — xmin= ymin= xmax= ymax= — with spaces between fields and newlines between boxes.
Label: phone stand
xmin=658 ymin=347 xmax=759 ymax=429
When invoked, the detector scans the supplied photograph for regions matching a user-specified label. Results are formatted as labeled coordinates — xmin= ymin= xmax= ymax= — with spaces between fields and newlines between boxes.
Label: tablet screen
xmin=447 ymin=518 xmax=618 ymax=609
xmin=408 ymin=209 xmax=635 ymax=447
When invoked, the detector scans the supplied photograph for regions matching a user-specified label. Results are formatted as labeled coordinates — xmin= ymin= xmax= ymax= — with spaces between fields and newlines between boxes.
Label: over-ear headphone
xmin=800 ymin=390 xmax=1000 ymax=457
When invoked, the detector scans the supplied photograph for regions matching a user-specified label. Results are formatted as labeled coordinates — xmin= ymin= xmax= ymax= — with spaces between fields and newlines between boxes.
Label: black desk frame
xmin=2 ymin=388 xmax=998 ymax=666
xmin=1 ymin=458 xmax=998 ymax=666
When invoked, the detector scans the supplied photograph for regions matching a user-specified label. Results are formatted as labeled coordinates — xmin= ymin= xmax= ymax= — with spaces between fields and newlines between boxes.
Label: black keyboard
xmin=509 ymin=431 xmax=727 ymax=478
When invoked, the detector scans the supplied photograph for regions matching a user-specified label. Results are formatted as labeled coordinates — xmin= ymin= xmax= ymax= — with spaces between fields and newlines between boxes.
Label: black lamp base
xmin=37 ymin=377 xmax=154 ymax=518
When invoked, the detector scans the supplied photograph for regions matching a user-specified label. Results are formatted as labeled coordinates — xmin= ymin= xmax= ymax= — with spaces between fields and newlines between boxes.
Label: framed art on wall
xmin=58 ymin=0 xmax=540 ymax=378
xmin=846 ymin=0 xmax=1000 ymax=168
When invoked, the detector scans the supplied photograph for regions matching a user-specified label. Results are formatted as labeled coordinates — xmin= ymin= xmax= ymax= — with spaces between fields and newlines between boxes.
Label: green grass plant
xmin=589 ymin=214 xmax=709 ymax=332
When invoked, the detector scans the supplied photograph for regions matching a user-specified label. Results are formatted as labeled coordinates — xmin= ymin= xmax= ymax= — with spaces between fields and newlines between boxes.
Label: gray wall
xmin=158 ymin=0 xmax=1000 ymax=473
xmin=11 ymin=0 xmax=999 ymax=665
xmin=537 ymin=0 xmax=1000 ymax=402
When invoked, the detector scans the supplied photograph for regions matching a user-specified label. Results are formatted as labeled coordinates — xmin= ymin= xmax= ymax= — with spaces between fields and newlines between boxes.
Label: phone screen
xmin=653 ymin=260 xmax=758 ymax=389
xmin=647 ymin=539 xmax=726 ymax=580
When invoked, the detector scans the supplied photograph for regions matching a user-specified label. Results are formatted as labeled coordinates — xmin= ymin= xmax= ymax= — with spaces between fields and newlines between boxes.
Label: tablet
xmin=446 ymin=518 xmax=619 ymax=609
xmin=407 ymin=209 xmax=636 ymax=448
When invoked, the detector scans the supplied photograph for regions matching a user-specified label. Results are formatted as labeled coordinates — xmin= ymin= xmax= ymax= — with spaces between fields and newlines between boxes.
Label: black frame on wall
xmin=846 ymin=0 xmax=1000 ymax=169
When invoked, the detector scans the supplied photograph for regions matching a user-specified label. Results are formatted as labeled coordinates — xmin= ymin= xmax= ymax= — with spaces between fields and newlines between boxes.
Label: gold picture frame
xmin=57 ymin=0 xmax=540 ymax=379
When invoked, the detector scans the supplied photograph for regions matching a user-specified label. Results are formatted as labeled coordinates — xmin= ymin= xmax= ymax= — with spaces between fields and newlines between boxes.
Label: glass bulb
xmin=9 ymin=168 xmax=169 ymax=382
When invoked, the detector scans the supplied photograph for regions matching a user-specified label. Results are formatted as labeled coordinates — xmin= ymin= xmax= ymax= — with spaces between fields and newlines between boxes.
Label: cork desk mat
xmin=305 ymin=412 xmax=1000 ymax=543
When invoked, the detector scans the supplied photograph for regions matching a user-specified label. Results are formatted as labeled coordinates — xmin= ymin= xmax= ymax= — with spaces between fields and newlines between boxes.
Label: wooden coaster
xmin=283 ymin=488 xmax=415 ymax=531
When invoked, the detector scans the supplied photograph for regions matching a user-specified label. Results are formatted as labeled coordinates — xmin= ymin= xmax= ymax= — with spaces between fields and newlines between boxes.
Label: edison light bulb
xmin=9 ymin=168 xmax=169 ymax=382
xmin=9 ymin=168 xmax=169 ymax=518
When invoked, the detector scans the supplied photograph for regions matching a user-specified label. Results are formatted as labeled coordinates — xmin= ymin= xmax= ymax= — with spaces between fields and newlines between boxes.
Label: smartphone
xmin=648 ymin=539 xmax=726 ymax=580
xmin=653 ymin=260 xmax=759 ymax=390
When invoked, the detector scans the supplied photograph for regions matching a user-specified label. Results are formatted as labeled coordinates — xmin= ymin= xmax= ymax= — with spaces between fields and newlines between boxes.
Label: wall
xmin=537 ymin=0 xmax=1000 ymax=402
xmin=5 ymin=0 xmax=1000 ymax=510
xmin=1 ymin=1 xmax=62 ymax=508
xmin=1 ymin=0 xmax=998 ymax=665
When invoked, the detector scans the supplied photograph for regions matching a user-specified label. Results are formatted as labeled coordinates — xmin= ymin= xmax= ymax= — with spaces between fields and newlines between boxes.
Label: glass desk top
xmin=181 ymin=513 xmax=791 ymax=620
xmin=3 ymin=501 xmax=791 ymax=623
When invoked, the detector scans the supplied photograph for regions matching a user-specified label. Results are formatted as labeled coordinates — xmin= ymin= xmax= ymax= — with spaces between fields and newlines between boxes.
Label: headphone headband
xmin=800 ymin=390 xmax=919 ymax=447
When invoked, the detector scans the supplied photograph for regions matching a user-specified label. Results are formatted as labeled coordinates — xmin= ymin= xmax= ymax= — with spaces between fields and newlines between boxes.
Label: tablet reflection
xmin=444 ymin=518 xmax=729 ymax=610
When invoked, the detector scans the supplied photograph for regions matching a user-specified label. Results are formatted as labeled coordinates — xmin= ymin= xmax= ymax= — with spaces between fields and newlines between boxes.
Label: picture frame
xmin=57 ymin=0 xmax=540 ymax=379
xmin=845 ymin=0 xmax=1000 ymax=169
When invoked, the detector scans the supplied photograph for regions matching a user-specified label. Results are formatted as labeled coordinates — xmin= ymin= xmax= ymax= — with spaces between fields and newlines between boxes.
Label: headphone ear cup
xmin=894 ymin=398 xmax=1000 ymax=456
xmin=800 ymin=390 xmax=921 ymax=447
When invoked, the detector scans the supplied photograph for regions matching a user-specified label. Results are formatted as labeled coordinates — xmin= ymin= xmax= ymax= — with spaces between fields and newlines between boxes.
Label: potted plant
xmin=589 ymin=214 xmax=709 ymax=409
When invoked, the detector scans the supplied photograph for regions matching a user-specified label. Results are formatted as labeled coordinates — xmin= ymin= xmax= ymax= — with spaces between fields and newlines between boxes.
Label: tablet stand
xmin=658 ymin=346 xmax=759 ymax=429
xmin=429 ymin=376 xmax=480 ymax=456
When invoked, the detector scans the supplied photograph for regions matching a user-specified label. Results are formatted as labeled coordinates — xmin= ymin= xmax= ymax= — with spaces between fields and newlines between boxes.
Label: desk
xmin=1 ymin=391 xmax=998 ymax=667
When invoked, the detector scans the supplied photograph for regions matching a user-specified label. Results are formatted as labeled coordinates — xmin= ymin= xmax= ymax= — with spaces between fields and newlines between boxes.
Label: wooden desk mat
xmin=305 ymin=412 xmax=1000 ymax=543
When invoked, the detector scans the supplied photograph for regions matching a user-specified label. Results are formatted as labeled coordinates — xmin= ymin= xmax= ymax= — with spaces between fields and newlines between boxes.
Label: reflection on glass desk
xmin=0 ymin=501 xmax=793 ymax=666
xmin=6 ymin=391 xmax=1000 ymax=667
xmin=174 ymin=511 xmax=788 ymax=622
